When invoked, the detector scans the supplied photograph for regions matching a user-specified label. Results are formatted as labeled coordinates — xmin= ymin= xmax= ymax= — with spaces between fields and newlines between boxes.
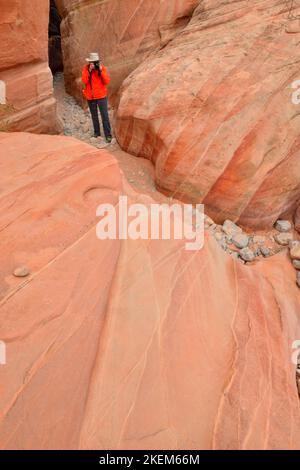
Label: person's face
xmin=89 ymin=62 xmax=95 ymax=70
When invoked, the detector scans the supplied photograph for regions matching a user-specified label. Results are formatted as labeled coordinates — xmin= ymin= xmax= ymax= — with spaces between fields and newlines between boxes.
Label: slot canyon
xmin=0 ymin=0 xmax=300 ymax=450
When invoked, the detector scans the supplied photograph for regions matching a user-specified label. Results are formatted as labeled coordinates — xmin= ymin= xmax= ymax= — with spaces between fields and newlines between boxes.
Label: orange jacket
xmin=82 ymin=64 xmax=110 ymax=100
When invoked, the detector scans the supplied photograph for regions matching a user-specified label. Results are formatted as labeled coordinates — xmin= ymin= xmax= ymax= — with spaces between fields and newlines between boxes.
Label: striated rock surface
xmin=0 ymin=132 xmax=300 ymax=450
xmin=0 ymin=0 xmax=58 ymax=133
xmin=55 ymin=0 xmax=200 ymax=103
xmin=115 ymin=0 xmax=300 ymax=230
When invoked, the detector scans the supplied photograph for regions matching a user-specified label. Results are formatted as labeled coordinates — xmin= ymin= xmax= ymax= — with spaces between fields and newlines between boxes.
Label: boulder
xmin=275 ymin=220 xmax=292 ymax=233
xmin=260 ymin=246 xmax=271 ymax=258
xmin=232 ymin=233 xmax=249 ymax=249
xmin=115 ymin=0 xmax=300 ymax=230
xmin=274 ymin=233 xmax=293 ymax=246
xmin=13 ymin=266 xmax=30 ymax=278
xmin=292 ymin=259 xmax=300 ymax=270
xmin=290 ymin=242 xmax=300 ymax=260
xmin=222 ymin=220 xmax=242 ymax=237
xmin=239 ymin=247 xmax=255 ymax=262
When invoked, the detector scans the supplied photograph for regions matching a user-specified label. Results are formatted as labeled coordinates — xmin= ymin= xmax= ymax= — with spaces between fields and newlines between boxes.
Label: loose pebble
xmin=13 ymin=266 xmax=30 ymax=278
xmin=274 ymin=232 xmax=293 ymax=246
xmin=232 ymin=233 xmax=249 ymax=249
xmin=222 ymin=220 xmax=242 ymax=237
xmin=274 ymin=219 xmax=292 ymax=233
xmin=239 ymin=248 xmax=255 ymax=262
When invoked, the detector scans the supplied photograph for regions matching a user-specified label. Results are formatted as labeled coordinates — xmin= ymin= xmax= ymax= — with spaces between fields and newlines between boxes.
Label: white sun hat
xmin=86 ymin=52 xmax=100 ymax=62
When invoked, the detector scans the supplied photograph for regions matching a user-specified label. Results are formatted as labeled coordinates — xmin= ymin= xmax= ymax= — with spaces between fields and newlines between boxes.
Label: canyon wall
xmin=0 ymin=132 xmax=299 ymax=449
xmin=115 ymin=0 xmax=300 ymax=230
xmin=0 ymin=0 xmax=58 ymax=133
xmin=55 ymin=0 xmax=200 ymax=104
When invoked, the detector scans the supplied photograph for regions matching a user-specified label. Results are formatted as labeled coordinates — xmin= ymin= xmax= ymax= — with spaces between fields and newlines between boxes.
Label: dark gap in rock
xmin=48 ymin=0 xmax=64 ymax=74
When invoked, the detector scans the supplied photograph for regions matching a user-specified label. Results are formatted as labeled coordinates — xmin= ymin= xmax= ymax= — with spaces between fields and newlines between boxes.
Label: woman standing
xmin=82 ymin=52 xmax=113 ymax=143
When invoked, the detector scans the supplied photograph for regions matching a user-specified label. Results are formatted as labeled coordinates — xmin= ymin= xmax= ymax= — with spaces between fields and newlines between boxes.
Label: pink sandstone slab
xmin=0 ymin=132 xmax=299 ymax=449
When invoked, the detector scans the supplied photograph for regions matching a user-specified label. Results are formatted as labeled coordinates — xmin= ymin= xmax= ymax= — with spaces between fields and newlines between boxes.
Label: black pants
xmin=88 ymin=97 xmax=112 ymax=138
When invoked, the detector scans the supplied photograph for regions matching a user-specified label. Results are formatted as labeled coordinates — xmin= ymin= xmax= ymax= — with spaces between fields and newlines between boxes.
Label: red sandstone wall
xmin=0 ymin=0 xmax=58 ymax=133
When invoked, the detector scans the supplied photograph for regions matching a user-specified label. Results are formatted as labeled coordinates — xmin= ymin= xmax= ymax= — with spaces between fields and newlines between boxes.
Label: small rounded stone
xmin=13 ymin=266 xmax=30 ymax=278
xmin=274 ymin=219 xmax=292 ymax=233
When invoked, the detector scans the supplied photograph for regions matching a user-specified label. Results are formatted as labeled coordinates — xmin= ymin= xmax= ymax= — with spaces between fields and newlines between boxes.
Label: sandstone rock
xmin=239 ymin=247 xmax=255 ymax=262
xmin=222 ymin=220 xmax=242 ymax=237
xmin=260 ymin=246 xmax=272 ymax=258
xmin=232 ymin=233 xmax=249 ymax=249
xmin=274 ymin=220 xmax=292 ymax=233
xmin=290 ymin=242 xmax=300 ymax=260
xmin=297 ymin=271 xmax=300 ymax=288
xmin=115 ymin=1 xmax=300 ymax=229
xmin=1 ymin=132 xmax=300 ymax=450
xmin=254 ymin=248 xmax=262 ymax=257
xmin=292 ymin=260 xmax=300 ymax=270
xmin=0 ymin=0 xmax=58 ymax=133
xmin=13 ymin=266 xmax=30 ymax=278
xmin=55 ymin=0 xmax=200 ymax=103
xmin=274 ymin=233 xmax=293 ymax=246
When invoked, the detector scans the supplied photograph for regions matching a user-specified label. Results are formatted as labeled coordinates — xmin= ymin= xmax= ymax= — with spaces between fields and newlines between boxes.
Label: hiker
xmin=82 ymin=52 xmax=113 ymax=143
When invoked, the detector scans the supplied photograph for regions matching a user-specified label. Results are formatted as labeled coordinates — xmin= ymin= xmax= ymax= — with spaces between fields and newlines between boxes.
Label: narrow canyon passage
xmin=48 ymin=0 xmax=159 ymax=195
xmin=52 ymin=71 xmax=160 ymax=197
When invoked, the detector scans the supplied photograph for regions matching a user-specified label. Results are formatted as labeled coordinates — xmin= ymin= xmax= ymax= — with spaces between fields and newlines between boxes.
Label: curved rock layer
xmin=0 ymin=132 xmax=299 ymax=450
xmin=115 ymin=0 xmax=300 ymax=230
xmin=0 ymin=0 xmax=58 ymax=133
xmin=55 ymin=0 xmax=200 ymax=103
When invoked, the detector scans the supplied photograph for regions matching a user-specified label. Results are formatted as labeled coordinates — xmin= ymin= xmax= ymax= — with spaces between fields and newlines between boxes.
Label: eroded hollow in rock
xmin=48 ymin=0 xmax=63 ymax=74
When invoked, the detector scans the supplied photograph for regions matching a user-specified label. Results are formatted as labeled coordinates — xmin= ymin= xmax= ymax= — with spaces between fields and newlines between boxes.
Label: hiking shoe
xmin=106 ymin=136 xmax=112 ymax=144
xmin=91 ymin=133 xmax=101 ymax=138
